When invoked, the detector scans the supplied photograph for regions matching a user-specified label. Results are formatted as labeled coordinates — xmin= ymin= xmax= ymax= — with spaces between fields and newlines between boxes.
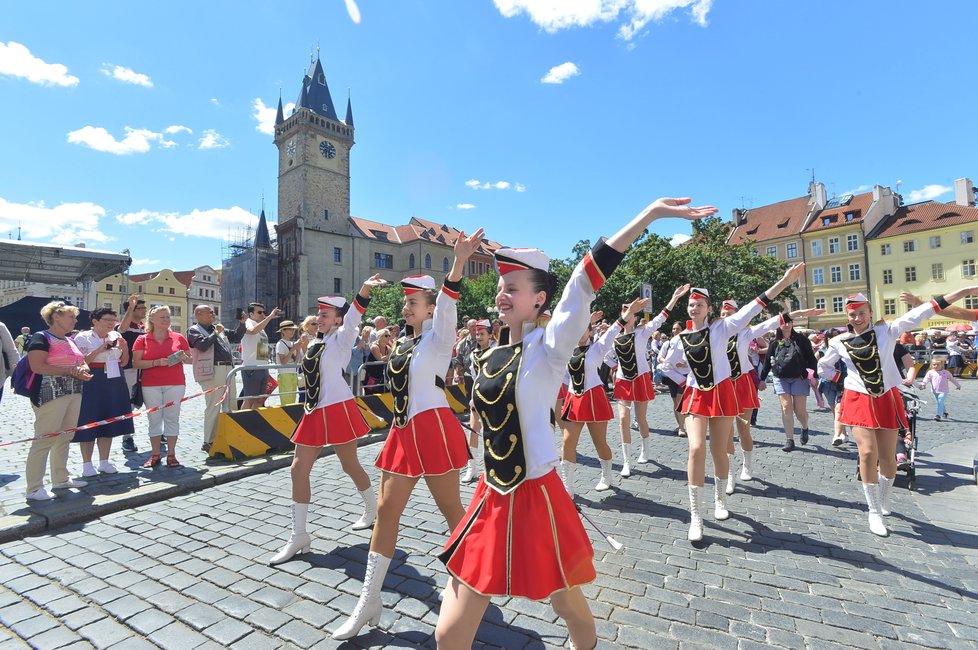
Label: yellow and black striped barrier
xmin=210 ymin=385 xmax=469 ymax=460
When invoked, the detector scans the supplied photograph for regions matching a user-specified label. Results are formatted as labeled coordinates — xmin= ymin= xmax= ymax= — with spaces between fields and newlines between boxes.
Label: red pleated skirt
xmin=291 ymin=399 xmax=371 ymax=447
xmin=612 ymin=373 xmax=655 ymax=402
xmin=838 ymin=387 xmax=908 ymax=430
xmin=561 ymin=385 xmax=614 ymax=423
xmin=557 ymin=383 xmax=569 ymax=402
xmin=374 ymin=407 xmax=470 ymax=477
xmin=440 ymin=469 xmax=596 ymax=600
xmin=733 ymin=373 xmax=761 ymax=411
xmin=679 ymin=378 xmax=740 ymax=417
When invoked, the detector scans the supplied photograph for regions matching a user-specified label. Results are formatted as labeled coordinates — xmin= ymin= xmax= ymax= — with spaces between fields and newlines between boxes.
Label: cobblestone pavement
xmin=1 ymin=379 xmax=977 ymax=649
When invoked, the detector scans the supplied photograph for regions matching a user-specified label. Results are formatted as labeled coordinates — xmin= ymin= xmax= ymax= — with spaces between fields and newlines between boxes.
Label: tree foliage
xmin=457 ymin=271 xmax=500 ymax=321
xmin=362 ymin=284 xmax=404 ymax=326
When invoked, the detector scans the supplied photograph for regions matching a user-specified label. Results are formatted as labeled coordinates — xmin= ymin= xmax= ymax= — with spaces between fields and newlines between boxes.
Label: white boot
xmin=461 ymin=456 xmax=476 ymax=483
xmin=560 ymin=460 xmax=576 ymax=498
xmin=352 ymin=486 xmax=377 ymax=530
xmin=637 ymin=436 xmax=650 ymax=463
xmin=595 ymin=458 xmax=613 ymax=491
xmin=714 ymin=477 xmax=730 ymax=520
xmin=878 ymin=473 xmax=894 ymax=516
xmin=619 ymin=441 xmax=631 ymax=477
xmin=862 ymin=483 xmax=888 ymax=537
xmin=687 ymin=485 xmax=703 ymax=542
xmin=725 ymin=454 xmax=736 ymax=495
xmin=270 ymin=503 xmax=312 ymax=565
xmin=740 ymin=450 xmax=753 ymax=481
xmin=332 ymin=551 xmax=391 ymax=639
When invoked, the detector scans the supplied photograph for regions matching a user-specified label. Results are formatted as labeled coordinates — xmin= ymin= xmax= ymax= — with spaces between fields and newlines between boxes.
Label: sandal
xmin=143 ymin=454 xmax=161 ymax=468
xmin=166 ymin=455 xmax=181 ymax=468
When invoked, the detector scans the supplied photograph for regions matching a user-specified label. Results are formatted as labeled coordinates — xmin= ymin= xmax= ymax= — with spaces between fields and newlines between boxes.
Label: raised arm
xmin=605 ymin=199 xmax=717 ymax=254
xmin=718 ymin=264 xmax=806 ymax=339
xmin=900 ymin=289 xmax=978 ymax=323
xmin=336 ymin=275 xmax=385 ymax=350
xmin=433 ymin=229 xmax=484 ymax=348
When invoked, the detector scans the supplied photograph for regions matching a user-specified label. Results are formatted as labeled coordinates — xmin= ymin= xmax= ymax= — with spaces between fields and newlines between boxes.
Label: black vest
xmin=567 ymin=345 xmax=589 ymax=395
xmin=473 ymin=343 xmax=527 ymax=494
xmin=300 ymin=338 xmax=325 ymax=414
xmin=680 ymin=328 xmax=716 ymax=390
xmin=726 ymin=335 xmax=742 ymax=380
xmin=843 ymin=330 xmax=885 ymax=397
xmin=388 ymin=335 xmax=421 ymax=428
xmin=614 ymin=332 xmax=639 ymax=380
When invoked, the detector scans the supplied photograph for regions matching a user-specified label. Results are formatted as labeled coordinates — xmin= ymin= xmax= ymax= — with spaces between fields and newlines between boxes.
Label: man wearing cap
xmin=275 ymin=321 xmax=301 ymax=405
xmin=188 ymin=304 xmax=247 ymax=452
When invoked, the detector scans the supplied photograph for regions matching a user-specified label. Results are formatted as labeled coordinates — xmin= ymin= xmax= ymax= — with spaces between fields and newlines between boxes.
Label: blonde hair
xmin=931 ymin=358 xmax=945 ymax=370
xmin=40 ymin=301 xmax=79 ymax=326
xmin=145 ymin=305 xmax=171 ymax=333
xmin=300 ymin=315 xmax=318 ymax=332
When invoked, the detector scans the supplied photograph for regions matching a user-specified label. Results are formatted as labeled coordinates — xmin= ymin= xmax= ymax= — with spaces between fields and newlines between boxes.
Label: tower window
xmin=318 ymin=73 xmax=325 ymax=85
xmin=324 ymin=209 xmax=329 ymax=221
xmin=425 ymin=254 xmax=432 ymax=269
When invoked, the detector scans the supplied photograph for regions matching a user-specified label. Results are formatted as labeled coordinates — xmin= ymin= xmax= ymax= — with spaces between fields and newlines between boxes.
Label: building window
xmin=334 ymin=278 xmax=342 ymax=293
xmin=963 ymin=259 xmax=977 ymax=277
xmin=903 ymin=240 xmax=917 ymax=253
xmin=828 ymin=237 xmax=840 ymax=254
xmin=324 ymin=209 xmax=329 ymax=221
xmin=172 ymin=306 xmax=181 ymax=317
xmin=812 ymin=268 xmax=824 ymax=285
xmin=157 ymin=287 xmax=163 ymax=294
xmin=409 ymin=253 xmax=415 ymax=268
xmin=883 ymin=299 xmax=896 ymax=316
xmin=830 ymin=266 xmax=842 ymax=283
xmin=966 ymin=297 xmax=978 ymax=310
xmin=469 ymin=260 xmax=476 ymax=275
xmin=905 ymin=266 xmax=917 ymax=282
xmin=766 ymin=245 xmax=777 ymax=257
xmin=750 ymin=248 xmax=759 ymax=257
xmin=106 ymin=283 xmax=113 ymax=292
xmin=786 ymin=242 xmax=798 ymax=258
xmin=880 ymin=244 xmax=891 ymax=256
xmin=882 ymin=269 xmax=893 ymax=285
xmin=846 ymin=234 xmax=859 ymax=251
xmin=845 ymin=211 xmax=857 ymax=222
xmin=811 ymin=240 xmax=822 ymax=257
xmin=929 ymin=235 xmax=942 ymax=249
xmin=169 ymin=288 xmax=175 ymax=295
xmin=932 ymin=263 xmax=945 ymax=280
xmin=374 ymin=252 xmax=393 ymax=269
xmin=425 ymin=254 xmax=432 ymax=270
xmin=832 ymin=297 xmax=843 ymax=312
xmin=443 ymin=257 xmax=450 ymax=272
xmin=814 ymin=297 xmax=826 ymax=310
xmin=333 ymin=247 xmax=342 ymax=263
xmin=848 ymin=263 xmax=861 ymax=281
xmin=962 ymin=230 xmax=974 ymax=245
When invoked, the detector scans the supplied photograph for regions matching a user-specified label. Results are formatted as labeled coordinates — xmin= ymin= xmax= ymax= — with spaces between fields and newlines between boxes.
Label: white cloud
xmin=164 ymin=125 xmax=191 ymax=135
xmin=456 ymin=203 xmax=476 ymax=210
xmin=253 ymin=98 xmax=296 ymax=135
xmin=465 ymin=178 xmax=525 ymax=191
xmin=541 ymin=61 xmax=580 ymax=84
xmin=131 ymin=258 xmax=161 ymax=268
xmin=669 ymin=233 xmax=692 ymax=246
xmin=66 ymin=126 xmax=177 ymax=155
xmin=116 ymin=206 xmax=259 ymax=240
xmin=100 ymin=63 xmax=153 ymax=88
xmin=842 ymin=184 xmax=872 ymax=195
xmin=210 ymin=98 xmax=220 ymax=106
xmin=515 ymin=183 xmax=527 ymax=192
xmin=0 ymin=197 xmax=108 ymax=244
xmin=0 ymin=41 xmax=79 ymax=87
xmin=906 ymin=184 xmax=952 ymax=203
xmin=494 ymin=0 xmax=713 ymax=41
xmin=198 ymin=129 xmax=230 ymax=150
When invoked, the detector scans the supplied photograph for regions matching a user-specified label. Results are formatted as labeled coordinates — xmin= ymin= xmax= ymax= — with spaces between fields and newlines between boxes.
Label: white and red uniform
xmin=291 ymin=295 xmax=371 ymax=447
xmin=728 ymin=314 xmax=786 ymax=411
xmin=610 ymin=310 xmax=669 ymax=402
xmin=561 ymin=321 xmax=621 ymax=422
xmin=817 ymin=300 xmax=943 ymax=429
xmin=374 ymin=281 xmax=469 ymax=476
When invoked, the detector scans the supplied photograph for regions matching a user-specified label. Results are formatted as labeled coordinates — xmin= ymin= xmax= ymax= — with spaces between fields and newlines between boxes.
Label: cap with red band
xmin=845 ymin=293 xmax=869 ymax=310
xmin=721 ymin=299 xmax=738 ymax=311
xmin=690 ymin=287 xmax=710 ymax=301
xmin=401 ymin=274 xmax=436 ymax=295
xmin=494 ymin=248 xmax=550 ymax=276
xmin=318 ymin=296 xmax=347 ymax=310
xmin=474 ymin=319 xmax=491 ymax=331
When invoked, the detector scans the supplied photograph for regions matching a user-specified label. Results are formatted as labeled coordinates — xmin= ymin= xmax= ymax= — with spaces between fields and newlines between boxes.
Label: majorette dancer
xmin=557 ymin=309 xmax=621 ymax=496
xmin=611 ymin=285 xmax=690 ymax=477
xmin=269 ymin=276 xmax=387 ymax=565
xmin=657 ymin=321 xmax=690 ymax=436
xmin=817 ymin=288 xmax=978 ymax=536
xmin=331 ymin=230 xmax=485 ymax=640
xmin=435 ymin=198 xmax=715 ymax=650
xmin=717 ymin=301 xmax=824 ymax=494
xmin=461 ymin=319 xmax=495 ymax=483
xmin=661 ymin=263 xmax=804 ymax=542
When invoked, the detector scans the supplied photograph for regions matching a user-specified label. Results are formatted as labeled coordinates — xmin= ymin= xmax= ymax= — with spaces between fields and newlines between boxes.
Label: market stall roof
xmin=0 ymin=240 xmax=131 ymax=283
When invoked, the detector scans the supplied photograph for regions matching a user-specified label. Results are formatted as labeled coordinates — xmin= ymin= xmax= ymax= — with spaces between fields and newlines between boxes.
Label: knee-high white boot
xmin=714 ymin=477 xmax=730 ymax=520
xmin=560 ymin=460 xmax=576 ymax=498
xmin=725 ymin=453 xmax=736 ymax=495
xmin=619 ymin=441 xmax=632 ymax=477
xmin=862 ymin=483 xmax=888 ymax=537
xmin=740 ymin=450 xmax=753 ymax=481
xmin=878 ymin=473 xmax=894 ymax=517
xmin=461 ymin=453 xmax=478 ymax=483
xmin=637 ymin=436 xmax=650 ymax=463
xmin=332 ymin=551 xmax=391 ymax=639
xmin=688 ymin=485 xmax=703 ymax=542
xmin=352 ymin=486 xmax=376 ymax=530
xmin=595 ymin=458 xmax=613 ymax=491
xmin=269 ymin=502 xmax=312 ymax=565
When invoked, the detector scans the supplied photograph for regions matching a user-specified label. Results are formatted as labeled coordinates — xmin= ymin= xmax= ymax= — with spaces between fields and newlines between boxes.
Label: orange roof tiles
xmin=727 ymin=196 xmax=813 ymax=244
xmin=872 ymin=200 xmax=978 ymax=239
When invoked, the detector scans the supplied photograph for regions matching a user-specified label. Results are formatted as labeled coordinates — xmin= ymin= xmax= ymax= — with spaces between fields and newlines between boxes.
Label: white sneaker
xmin=81 ymin=463 xmax=98 ymax=477
xmin=26 ymin=488 xmax=56 ymax=501
xmin=51 ymin=478 xmax=88 ymax=489
xmin=98 ymin=461 xmax=119 ymax=474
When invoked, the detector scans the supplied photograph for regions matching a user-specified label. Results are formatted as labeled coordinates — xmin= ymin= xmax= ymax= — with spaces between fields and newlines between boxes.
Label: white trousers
xmin=143 ymin=385 xmax=185 ymax=439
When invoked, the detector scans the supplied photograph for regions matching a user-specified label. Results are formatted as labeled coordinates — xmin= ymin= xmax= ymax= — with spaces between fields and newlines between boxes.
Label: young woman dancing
xmin=332 ymin=230 xmax=485 ymax=640
xmin=661 ymin=264 xmax=804 ymax=542
xmin=269 ymin=275 xmax=386 ymax=565
xmin=461 ymin=319 xmax=495 ymax=483
xmin=612 ymin=284 xmax=689 ymax=477
xmin=818 ymin=288 xmax=977 ymax=536
xmin=435 ymin=198 xmax=715 ymax=650
xmin=657 ymin=321 xmax=689 ymax=437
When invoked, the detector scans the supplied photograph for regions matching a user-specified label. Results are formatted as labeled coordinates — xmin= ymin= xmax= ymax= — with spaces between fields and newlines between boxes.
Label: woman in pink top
xmin=132 ymin=306 xmax=191 ymax=468
xmin=918 ymin=358 xmax=961 ymax=421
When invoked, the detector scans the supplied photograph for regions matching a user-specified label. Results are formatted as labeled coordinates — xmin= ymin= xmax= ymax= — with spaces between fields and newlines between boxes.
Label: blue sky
xmin=1 ymin=1 xmax=975 ymax=274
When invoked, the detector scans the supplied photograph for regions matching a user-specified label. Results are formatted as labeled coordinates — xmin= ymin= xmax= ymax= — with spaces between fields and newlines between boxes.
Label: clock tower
xmin=274 ymin=55 xmax=356 ymax=317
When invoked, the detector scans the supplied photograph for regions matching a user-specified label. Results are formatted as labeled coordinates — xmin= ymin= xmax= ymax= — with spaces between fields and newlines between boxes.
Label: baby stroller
xmin=855 ymin=384 xmax=921 ymax=490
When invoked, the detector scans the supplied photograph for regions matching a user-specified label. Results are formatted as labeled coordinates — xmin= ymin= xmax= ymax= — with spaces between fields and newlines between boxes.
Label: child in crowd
xmin=918 ymin=358 xmax=961 ymax=421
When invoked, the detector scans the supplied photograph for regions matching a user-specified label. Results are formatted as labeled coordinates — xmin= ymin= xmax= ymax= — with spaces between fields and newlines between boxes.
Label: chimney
xmin=809 ymin=181 xmax=827 ymax=211
xmin=863 ymin=185 xmax=900 ymax=237
xmin=75 ymin=242 xmax=86 ymax=248
xmin=954 ymin=178 xmax=974 ymax=207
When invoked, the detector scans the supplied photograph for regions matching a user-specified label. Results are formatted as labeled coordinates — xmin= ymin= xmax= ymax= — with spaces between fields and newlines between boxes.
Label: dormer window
xmin=822 ymin=217 xmax=831 ymax=227
xmin=844 ymin=211 xmax=856 ymax=222
xmin=318 ymin=73 xmax=325 ymax=85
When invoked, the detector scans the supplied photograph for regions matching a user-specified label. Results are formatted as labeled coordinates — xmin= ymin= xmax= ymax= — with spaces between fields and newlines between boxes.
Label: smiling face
xmin=671 ymin=322 xmax=683 ymax=336
xmin=474 ymin=328 xmax=490 ymax=348
xmin=495 ymin=270 xmax=546 ymax=327
xmin=687 ymin=296 xmax=711 ymax=325
xmin=149 ymin=308 xmax=171 ymax=332
xmin=846 ymin=304 xmax=872 ymax=333
xmin=316 ymin=307 xmax=339 ymax=331
xmin=402 ymin=293 xmax=435 ymax=329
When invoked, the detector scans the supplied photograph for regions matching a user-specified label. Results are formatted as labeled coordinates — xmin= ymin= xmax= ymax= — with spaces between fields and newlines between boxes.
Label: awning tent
xmin=0 ymin=296 xmax=91 ymax=334
xmin=0 ymin=240 xmax=131 ymax=284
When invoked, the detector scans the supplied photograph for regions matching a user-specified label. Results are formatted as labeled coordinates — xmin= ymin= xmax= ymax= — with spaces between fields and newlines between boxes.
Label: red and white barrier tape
xmin=0 ymin=384 xmax=229 ymax=447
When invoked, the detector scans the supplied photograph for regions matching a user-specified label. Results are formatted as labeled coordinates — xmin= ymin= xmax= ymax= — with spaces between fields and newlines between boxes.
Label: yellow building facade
xmin=94 ymin=269 xmax=192 ymax=332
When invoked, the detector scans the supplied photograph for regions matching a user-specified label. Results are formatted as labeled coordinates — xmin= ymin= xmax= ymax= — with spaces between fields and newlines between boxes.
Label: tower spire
xmin=345 ymin=89 xmax=354 ymax=127
xmin=275 ymin=90 xmax=284 ymax=126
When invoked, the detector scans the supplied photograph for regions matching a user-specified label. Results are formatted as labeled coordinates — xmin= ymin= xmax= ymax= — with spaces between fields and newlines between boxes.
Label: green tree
xmin=458 ymin=271 xmax=500 ymax=321
xmin=362 ymin=284 xmax=403 ymax=326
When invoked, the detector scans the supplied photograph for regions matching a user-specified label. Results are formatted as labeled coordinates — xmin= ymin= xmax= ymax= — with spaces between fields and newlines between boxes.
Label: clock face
xmin=320 ymin=140 xmax=336 ymax=159
xmin=286 ymin=139 xmax=296 ymax=157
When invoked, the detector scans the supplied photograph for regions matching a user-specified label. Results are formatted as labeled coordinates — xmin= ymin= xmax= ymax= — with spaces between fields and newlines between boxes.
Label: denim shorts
xmin=773 ymin=376 xmax=810 ymax=396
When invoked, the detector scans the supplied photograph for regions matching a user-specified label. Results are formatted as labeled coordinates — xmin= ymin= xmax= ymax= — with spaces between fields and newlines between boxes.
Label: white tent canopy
xmin=0 ymin=240 xmax=131 ymax=284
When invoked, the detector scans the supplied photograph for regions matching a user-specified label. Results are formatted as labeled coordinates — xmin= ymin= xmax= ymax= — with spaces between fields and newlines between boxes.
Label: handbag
xmin=131 ymin=370 xmax=144 ymax=408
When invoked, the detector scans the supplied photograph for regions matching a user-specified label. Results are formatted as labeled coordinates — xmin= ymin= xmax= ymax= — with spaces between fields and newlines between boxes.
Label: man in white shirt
xmin=241 ymin=302 xmax=282 ymax=409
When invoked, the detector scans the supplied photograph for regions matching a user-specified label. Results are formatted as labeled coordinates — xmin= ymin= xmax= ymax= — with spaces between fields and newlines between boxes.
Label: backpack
xmin=11 ymin=332 xmax=50 ymax=398
xmin=771 ymin=337 xmax=805 ymax=379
